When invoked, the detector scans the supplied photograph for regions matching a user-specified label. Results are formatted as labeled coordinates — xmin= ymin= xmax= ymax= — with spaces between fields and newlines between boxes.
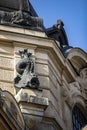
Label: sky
xmin=30 ymin=0 xmax=87 ymax=52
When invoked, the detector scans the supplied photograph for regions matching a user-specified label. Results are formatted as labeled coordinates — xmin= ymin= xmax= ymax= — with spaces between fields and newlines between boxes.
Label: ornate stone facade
xmin=0 ymin=0 xmax=43 ymax=30
xmin=0 ymin=1 xmax=87 ymax=130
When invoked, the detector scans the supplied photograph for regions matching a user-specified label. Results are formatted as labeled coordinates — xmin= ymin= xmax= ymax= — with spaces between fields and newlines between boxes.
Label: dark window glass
xmin=72 ymin=106 xmax=87 ymax=130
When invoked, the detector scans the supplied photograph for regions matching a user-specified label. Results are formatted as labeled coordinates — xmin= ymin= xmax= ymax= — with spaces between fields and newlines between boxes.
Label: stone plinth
xmin=15 ymin=89 xmax=49 ymax=129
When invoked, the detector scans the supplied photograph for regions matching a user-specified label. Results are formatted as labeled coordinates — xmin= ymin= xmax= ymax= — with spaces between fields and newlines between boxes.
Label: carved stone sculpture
xmin=14 ymin=49 xmax=40 ymax=89
xmin=0 ymin=0 xmax=43 ymax=30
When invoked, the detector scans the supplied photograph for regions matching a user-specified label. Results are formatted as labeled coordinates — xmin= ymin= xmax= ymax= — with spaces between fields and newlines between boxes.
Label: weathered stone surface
xmin=0 ymin=69 xmax=13 ymax=82
xmin=0 ymin=21 xmax=87 ymax=130
xmin=0 ymin=89 xmax=25 ymax=130
xmin=15 ymin=88 xmax=49 ymax=129
xmin=0 ymin=56 xmax=13 ymax=69
xmin=49 ymin=68 xmax=58 ymax=88
xmin=39 ymin=76 xmax=49 ymax=88
xmin=0 ymin=82 xmax=14 ymax=94
xmin=32 ymin=123 xmax=57 ymax=130
xmin=15 ymin=88 xmax=49 ymax=107
xmin=35 ymin=63 xmax=49 ymax=75
xmin=42 ymin=89 xmax=59 ymax=116
xmin=0 ymin=0 xmax=20 ymax=10
xmin=0 ymin=0 xmax=44 ymax=30
xmin=14 ymin=49 xmax=40 ymax=89
xmin=0 ymin=43 xmax=14 ymax=54
xmin=0 ymin=0 xmax=30 ymax=12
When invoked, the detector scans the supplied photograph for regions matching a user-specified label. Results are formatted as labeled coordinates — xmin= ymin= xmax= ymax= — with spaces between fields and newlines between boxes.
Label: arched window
xmin=72 ymin=106 xmax=87 ymax=130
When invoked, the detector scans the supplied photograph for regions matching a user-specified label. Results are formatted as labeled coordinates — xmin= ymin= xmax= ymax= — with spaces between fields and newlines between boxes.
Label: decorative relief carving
xmin=69 ymin=82 xmax=81 ymax=95
xmin=0 ymin=0 xmax=43 ymax=30
xmin=61 ymin=82 xmax=83 ymax=108
xmin=0 ymin=56 xmax=13 ymax=69
xmin=0 ymin=89 xmax=25 ymax=130
xmin=14 ymin=49 xmax=40 ymax=89
xmin=79 ymin=68 xmax=87 ymax=98
xmin=80 ymin=68 xmax=87 ymax=79
xmin=61 ymin=86 xmax=73 ymax=108
xmin=66 ymin=81 xmax=87 ymax=108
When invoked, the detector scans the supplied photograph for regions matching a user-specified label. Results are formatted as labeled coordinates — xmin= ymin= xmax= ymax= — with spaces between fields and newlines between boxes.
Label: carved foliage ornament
xmin=14 ymin=49 xmax=40 ymax=89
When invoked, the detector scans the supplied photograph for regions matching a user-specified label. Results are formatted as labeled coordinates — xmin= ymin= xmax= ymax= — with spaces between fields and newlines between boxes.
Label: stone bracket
xmin=15 ymin=88 xmax=49 ymax=129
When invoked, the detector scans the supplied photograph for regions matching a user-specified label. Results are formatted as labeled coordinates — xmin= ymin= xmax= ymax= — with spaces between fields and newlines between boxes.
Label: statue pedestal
xmin=15 ymin=89 xmax=49 ymax=129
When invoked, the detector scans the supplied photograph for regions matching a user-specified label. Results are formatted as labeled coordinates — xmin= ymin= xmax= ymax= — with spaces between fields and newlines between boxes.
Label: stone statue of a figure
xmin=0 ymin=0 xmax=43 ymax=30
xmin=14 ymin=49 xmax=40 ymax=89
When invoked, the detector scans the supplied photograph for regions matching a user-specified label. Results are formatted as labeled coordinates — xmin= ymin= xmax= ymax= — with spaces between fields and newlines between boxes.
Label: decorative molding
xmin=0 ymin=89 xmax=25 ymax=130
xmin=0 ymin=10 xmax=43 ymax=30
xmin=15 ymin=88 xmax=49 ymax=129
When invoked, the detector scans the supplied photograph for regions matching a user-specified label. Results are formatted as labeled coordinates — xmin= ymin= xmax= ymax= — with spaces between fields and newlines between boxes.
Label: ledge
xmin=15 ymin=88 xmax=49 ymax=129
xmin=0 ymin=24 xmax=47 ymax=38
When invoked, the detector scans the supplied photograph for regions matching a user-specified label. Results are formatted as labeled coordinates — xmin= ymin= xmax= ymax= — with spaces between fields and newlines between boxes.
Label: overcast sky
xmin=30 ymin=0 xmax=87 ymax=52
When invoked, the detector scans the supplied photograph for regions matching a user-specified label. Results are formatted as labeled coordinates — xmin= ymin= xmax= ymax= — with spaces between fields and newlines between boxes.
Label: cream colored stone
xmin=44 ymin=101 xmax=66 ymax=130
xmin=39 ymin=76 xmax=49 ymax=88
xmin=0 ymin=89 xmax=25 ymax=130
xmin=35 ymin=51 xmax=49 ymax=60
xmin=82 ymin=126 xmax=87 ymax=130
xmin=69 ymin=82 xmax=81 ymax=96
xmin=35 ymin=63 xmax=49 ymax=75
xmin=15 ymin=88 xmax=49 ymax=129
xmin=62 ymin=102 xmax=73 ymax=130
xmin=0 ymin=82 xmax=14 ymax=94
xmin=24 ymin=28 xmax=47 ymax=37
xmin=0 ymin=56 xmax=14 ymax=69
xmin=15 ymin=88 xmax=43 ymax=98
xmin=0 ymin=43 xmax=14 ymax=54
xmin=14 ymin=43 xmax=36 ymax=54
xmin=0 ymin=25 xmax=47 ymax=38
xmin=67 ymin=48 xmax=87 ymax=63
xmin=0 ymin=24 xmax=87 ymax=130
xmin=48 ymin=58 xmax=62 ymax=85
xmin=42 ymin=89 xmax=59 ymax=114
xmin=0 ymin=29 xmax=53 ymax=49
xmin=0 ymin=69 xmax=13 ymax=82
xmin=49 ymin=79 xmax=59 ymax=100
xmin=49 ymin=68 xmax=58 ymax=88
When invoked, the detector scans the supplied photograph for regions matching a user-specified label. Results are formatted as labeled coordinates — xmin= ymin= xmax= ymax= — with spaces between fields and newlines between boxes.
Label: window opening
xmin=72 ymin=106 xmax=87 ymax=130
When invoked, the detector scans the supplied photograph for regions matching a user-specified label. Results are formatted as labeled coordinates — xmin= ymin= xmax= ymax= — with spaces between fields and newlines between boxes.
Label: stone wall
xmin=0 ymin=25 xmax=87 ymax=130
xmin=0 ymin=43 xmax=14 ymax=94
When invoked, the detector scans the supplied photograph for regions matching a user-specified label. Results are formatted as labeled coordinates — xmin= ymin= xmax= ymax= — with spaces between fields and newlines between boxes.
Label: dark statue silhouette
xmin=14 ymin=49 xmax=40 ymax=89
